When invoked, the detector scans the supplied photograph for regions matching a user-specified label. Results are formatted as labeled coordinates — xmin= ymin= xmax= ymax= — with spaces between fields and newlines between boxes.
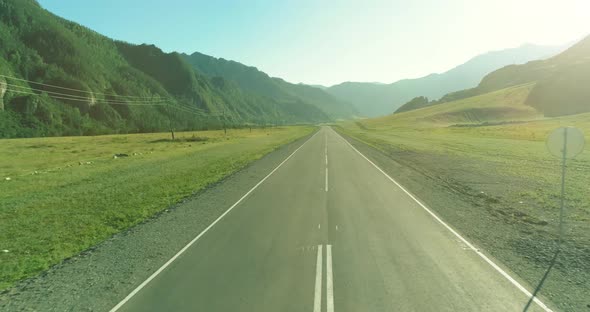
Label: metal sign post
xmin=546 ymin=127 xmax=585 ymax=249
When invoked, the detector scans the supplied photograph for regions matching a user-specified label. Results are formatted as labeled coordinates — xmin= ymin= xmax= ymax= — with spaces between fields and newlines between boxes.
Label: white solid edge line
xmin=326 ymin=245 xmax=334 ymax=312
xmin=109 ymin=130 xmax=320 ymax=312
xmin=331 ymin=128 xmax=554 ymax=312
xmin=313 ymin=245 xmax=323 ymax=312
xmin=325 ymin=131 xmax=329 ymax=192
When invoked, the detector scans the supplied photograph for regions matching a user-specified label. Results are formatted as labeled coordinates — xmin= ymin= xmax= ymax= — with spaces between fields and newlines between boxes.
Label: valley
xmin=1 ymin=1 xmax=589 ymax=311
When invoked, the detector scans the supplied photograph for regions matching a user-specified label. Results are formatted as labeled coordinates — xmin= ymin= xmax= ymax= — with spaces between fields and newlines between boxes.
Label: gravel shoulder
xmin=0 ymin=132 xmax=315 ymax=312
xmin=335 ymin=129 xmax=588 ymax=312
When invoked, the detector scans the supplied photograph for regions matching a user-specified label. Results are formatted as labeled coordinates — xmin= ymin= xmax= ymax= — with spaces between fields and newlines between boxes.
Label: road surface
xmin=112 ymin=127 xmax=550 ymax=312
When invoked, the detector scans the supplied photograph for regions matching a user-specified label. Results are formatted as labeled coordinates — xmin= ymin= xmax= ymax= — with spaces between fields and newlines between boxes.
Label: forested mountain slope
xmin=182 ymin=52 xmax=357 ymax=119
xmin=0 ymin=0 xmax=339 ymax=138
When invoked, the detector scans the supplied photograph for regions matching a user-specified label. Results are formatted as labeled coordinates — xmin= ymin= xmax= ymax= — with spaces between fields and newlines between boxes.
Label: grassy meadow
xmin=338 ymin=112 xmax=590 ymax=236
xmin=0 ymin=126 xmax=314 ymax=290
xmin=337 ymin=84 xmax=590 ymax=310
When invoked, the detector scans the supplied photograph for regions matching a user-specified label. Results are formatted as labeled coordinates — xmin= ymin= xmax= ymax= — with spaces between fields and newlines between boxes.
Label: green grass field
xmin=0 ymin=126 xmax=314 ymax=290
xmin=337 ymin=86 xmax=590 ymax=310
xmin=339 ymin=113 xmax=590 ymax=228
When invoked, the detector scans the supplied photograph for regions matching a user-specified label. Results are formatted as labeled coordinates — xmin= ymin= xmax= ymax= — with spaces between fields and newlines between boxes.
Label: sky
xmin=38 ymin=0 xmax=590 ymax=86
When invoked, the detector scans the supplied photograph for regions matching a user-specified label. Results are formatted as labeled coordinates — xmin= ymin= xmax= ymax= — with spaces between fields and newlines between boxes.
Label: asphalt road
xmin=113 ymin=126 xmax=551 ymax=312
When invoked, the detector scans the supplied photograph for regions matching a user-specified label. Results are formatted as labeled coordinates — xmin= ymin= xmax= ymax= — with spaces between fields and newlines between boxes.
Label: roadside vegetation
xmin=0 ymin=126 xmax=314 ymax=290
xmin=336 ymin=84 xmax=590 ymax=310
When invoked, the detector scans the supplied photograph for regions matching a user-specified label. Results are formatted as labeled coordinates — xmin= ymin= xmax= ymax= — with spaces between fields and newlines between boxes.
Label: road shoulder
xmin=332 ymin=127 xmax=560 ymax=312
xmin=0 ymin=132 xmax=316 ymax=312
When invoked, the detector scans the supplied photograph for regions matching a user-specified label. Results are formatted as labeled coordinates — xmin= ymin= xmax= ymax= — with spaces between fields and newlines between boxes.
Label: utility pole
xmin=166 ymin=102 xmax=175 ymax=140
xmin=222 ymin=108 xmax=227 ymax=136
xmin=546 ymin=127 xmax=584 ymax=249
xmin=558 ymin=130 xmax=568 ymax=248
xmin=273 ymin=105 xmax=278 ymax=130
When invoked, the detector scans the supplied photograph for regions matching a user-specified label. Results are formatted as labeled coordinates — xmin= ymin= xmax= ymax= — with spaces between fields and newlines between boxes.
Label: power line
xmin=163 ymin=101 xmax=211 ymax=115
xmin=170 ymin=104 xmax=205 ymax=115
xmin=5 ymin=83 xmax=169 ymax=104
xmin=6 ymin=88 xmax=209 ymax=116
xmin=1 ymin=74 xmax=250 ymax=139
xmin=179 ymin=104 xmax=207 ymax=113
xmin=6 ymin=89 xmax=168 ymax=106
xmin=2 ymin=75 xmax=210 ymax=114
xmin=0 ymin=74 xmax=167 ymax=99
xmin=2 ymin=74 xmax=216 ymax=116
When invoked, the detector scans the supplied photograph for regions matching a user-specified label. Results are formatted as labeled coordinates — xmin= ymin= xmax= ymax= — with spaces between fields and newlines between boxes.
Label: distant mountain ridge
xmin=181 ymin=52 xmax=357 ymax=119
xmin=326 ymin=43 xmax=569 ymax=117
xmin=442 ymin=35 xmax=590 ymax=117
xmin=394 ymin=34 xmax=590 ymax=118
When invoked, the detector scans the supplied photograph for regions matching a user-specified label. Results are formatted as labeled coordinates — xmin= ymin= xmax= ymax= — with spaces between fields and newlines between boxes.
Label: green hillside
xmin=0 ymin=0 xmax=334 ymax=139
xmin=394 ymin=96 xmax=431 ymax=114
xmin=181 ymin=52 xmax=357 ymax=119
xmin=375 ymin=84 xmax=541 ymax=128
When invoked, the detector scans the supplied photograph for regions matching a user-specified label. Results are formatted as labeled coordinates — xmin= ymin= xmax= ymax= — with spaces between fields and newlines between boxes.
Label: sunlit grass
xmin=364 ymin=83 xmax=541 ymax=129
xmin=337 ymin=89 xmax=590 ymax=309
xmin=0 ymin=126 xmax=314 ymax=290
xmin=339 ymin=111 xmax=590 ymax=223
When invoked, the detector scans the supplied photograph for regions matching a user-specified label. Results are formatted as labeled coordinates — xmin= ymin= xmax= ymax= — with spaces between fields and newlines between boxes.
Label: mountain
xmin=395 ymin=35 xmax=590 ymax=118
xmin=525 ymin=37 xmax=590 ymax=116
xmin=0 ymin=0 xmax=346 ymax=138
xmin=326 ymin=43 xmax=568 ymax=117
xmin=181 ymin=52 xmax=357 ymax=119
xmin=426 ymin=35 xmax=590 ymax=117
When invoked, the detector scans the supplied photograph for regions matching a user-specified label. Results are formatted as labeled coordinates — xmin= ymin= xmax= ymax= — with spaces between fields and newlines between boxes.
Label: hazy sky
xmin=38 ymin=0 xmax=590 ymax=86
